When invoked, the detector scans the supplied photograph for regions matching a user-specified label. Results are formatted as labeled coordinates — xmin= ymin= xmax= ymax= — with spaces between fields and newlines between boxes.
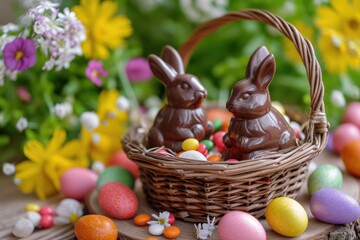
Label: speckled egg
xmin=310 ymin=188 xmax=360 ymax=224
xmin=74 ymin=215 xmax=118 ymax=240
xmin=96 ymin=166 xmax=135 ymax=190
xmin=218 ymin=211 xmax=266 ymax=240
xmin=307 ymin=164 xmax=343 ymax=196
xmin=265 ymin=197 xmax=308 ymax=237
xmin=60 ymin=167 xmax=98 ymax=200
xmin=98 ymin=182 xmax=138 ymax=220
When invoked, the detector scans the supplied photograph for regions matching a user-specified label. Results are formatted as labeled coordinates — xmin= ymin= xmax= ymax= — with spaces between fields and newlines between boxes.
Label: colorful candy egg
xmin=148 ymin=224 xmax=164 ymax=236
xmin=341 ymin=140 xmax=360 ymax=177
xmin=332 ymin=123 xmax=360 ymax=154
xmin=178 ymin=150 xmax=207 ymax=161
xmin=218 ymin=211 xmax=266 ymax=240
xmin=96 ymin=166 xmax=135 ymax=190
xmin=98 ymin=182 xmax=138 ymax=220
xmin=107 ymin=150 xmax=139 ymax=178
xmin=307 ymin=164 xmax=343 ymax=196
xmin=182 ymin=138 xmax=200 ymax=151
xmin=60 ymin=167 xmax=98 ymax=201
xmin=163 ymin=226 xmax=181 ymax=239
xmin=265 ymin=197 xmax=308 ymax=237
xmin=134 ymin=213 xmax=151 ymax=226
xmin=310 ymin=188 xmax=360 ymax=224
xmin=74 ymin=215 xmax=118 ymax=240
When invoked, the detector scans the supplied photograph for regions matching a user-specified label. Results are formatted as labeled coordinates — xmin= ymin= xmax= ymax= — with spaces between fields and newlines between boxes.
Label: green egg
xmin=97 ymin=166 xmax=135 ymax=190
xmin=307 ymin=164 xmax=343 ymax=196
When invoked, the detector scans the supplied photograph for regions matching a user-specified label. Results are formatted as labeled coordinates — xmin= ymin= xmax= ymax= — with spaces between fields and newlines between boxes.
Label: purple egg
xmin=310 ymin=188 xmax=360 ymax=224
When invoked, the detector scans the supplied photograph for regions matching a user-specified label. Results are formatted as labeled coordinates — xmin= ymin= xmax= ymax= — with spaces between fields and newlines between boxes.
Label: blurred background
xmin=1 ymin=0 xmax=359 ymax=163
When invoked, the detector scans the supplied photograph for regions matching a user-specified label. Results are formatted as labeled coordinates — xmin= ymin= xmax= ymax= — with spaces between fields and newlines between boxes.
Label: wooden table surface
xmin=1 ymin=151 xmax=360 ymax=240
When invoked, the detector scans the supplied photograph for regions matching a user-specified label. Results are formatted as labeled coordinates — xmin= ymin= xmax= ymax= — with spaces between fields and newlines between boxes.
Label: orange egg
xmin=74 ymin=215 xmax=118 ymax=240
xmin=133 ymin=213 xmax=151 ymax=226
xmin=341 ymin=140 xmax=360 ymax=177
xmin=207 ymin=154 xmax=222 ymax=162
xmin=145 ymin=237 xmax=158 ymax=240
xmin=163 ymin=226 xmax=181 ymax=239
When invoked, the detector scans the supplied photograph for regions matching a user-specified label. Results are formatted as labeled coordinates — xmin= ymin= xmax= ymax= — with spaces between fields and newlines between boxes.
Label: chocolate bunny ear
xmin=161 ymin=45 xmax=185 ymax=74
xmin=245 ymin=46 xmax=270 ymax=78
xmin=148 ymin=54 xmax=177 ymax=86
xmin=252 ymin=54 xmax=276 ymax=90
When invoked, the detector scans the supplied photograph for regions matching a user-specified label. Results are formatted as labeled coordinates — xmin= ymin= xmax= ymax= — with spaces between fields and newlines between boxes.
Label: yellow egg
xmin=182 ymin=138 xmax=200 ymax=151
xmin=25 ymin=203 xmax=40 ymax=212
xmin=265 ymin=197 xmax=308 ymax=237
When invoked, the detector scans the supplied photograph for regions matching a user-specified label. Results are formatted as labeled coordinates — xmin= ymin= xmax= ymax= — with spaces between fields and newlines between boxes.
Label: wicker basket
xmin=122 ymin=9 xmax=329 ymax=223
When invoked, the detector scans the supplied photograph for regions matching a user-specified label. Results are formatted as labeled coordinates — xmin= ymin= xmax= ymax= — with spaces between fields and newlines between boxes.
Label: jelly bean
xmin=213 ymin=131 xmax=226 ymax=153
xmin=226 ymin=159 xmax=239 ymax=163
xmin=178 ymin=150 xmax=207 ymax=161
xmin=13 ymin=218 xmax=34 ymax=238
xmin=182 ymin=138 xmax=200 ymax=151
xmin=134 ymin=213 xmax=151 ymax=226
xmin=163 ymin=226 xmax=181 ymax=239
xmin=168 ymin=213 xmax=176 ymax=225
xmin=201 ymin=139 xmax=214 ymax=151
xmin=25 ymin=203 xmax=40 ymax=212
xmin=213 ymin=119 xmax=223 ymax=132
xmin=196 ymin=143 xmax=208 ymax=156
xmin=145 ymin=238 xmax=158 ymax=240
xmin=39 ymin=206 xmax=54 ymax=216
xmin=207 ymin=154 xmax=222 ymax=162
xmin=40 ymin=215 xmax=53 ymax=229
xmin=25 ymin=211 xmax=41 ymax=227
xmin=149 ymin=224 xmax=164 ymax=235
xmin=155 ymin=149 xmax=168 ymax=155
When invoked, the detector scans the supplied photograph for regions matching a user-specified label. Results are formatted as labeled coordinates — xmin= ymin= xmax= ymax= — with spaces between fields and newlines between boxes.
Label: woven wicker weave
xmin=122 ymin=9 xmax=329 ymax=223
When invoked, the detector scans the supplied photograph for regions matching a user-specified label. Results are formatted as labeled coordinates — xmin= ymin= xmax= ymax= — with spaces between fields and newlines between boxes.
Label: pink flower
xmin=16 ymin=86 xmax=32 ymax=103
xmin=85 ymin=60 xmax=108 ymax=87
xmin=125 ymin=57 xmax=153 ymax=82
xmin=2 ymin=37 xmax=36 ymax=72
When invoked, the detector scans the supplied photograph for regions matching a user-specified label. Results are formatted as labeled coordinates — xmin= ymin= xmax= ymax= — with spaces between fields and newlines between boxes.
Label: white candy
xmin=13 ymin=218 xmax=34 ymax=238
xmin=178 ymin=150 xmax=207 ymax=161
xmin=25 ymin=211 xmax=41 ymax=227
xmin=91 ymin=161 xmax=105 ymax=174
xmin=148 ymin=223 xmax=165 ymax=236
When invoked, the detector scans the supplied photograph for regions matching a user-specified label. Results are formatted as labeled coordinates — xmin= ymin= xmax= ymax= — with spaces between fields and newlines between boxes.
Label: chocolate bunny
xmin=146 ymin=45 xmax=213 ymax=153
xmin=223 ymin=46 xmax=298 ymax=160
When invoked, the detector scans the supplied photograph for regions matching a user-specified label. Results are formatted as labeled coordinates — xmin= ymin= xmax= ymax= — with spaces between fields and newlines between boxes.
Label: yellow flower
xmin=81 ymin=89 xmax=128 ymax=163
xmin=15 ymin=129 xmax=89 ymax=200
xmin=318 ymin=29 xmax=349 ymax=73
xmin=284 ymin=21 xmax=314 ymax=64
xmin=316 ymin=0 xmax=360 ymax=39
xmin=72 ymin=0 xmax=133 ymax=59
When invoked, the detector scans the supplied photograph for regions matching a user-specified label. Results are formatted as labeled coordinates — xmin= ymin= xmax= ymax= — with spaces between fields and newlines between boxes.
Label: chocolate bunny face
xmin=226 ymin=46 xmax=275 ymax=119
xmin=148 ymin=46 xmax=207 ymax=109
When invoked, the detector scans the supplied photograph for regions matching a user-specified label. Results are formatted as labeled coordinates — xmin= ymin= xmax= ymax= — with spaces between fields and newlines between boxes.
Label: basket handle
xmin=179 ymin=9 xmax=328 ymax=144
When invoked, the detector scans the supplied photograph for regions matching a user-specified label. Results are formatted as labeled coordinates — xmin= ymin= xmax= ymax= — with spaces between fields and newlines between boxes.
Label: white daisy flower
xmin=331 ymin=90 xmax=346 ymax=107
xmin=202 ymin=215 xmax=216 ymax=236
xmin=116 ymin=96 xmax=130 ymax=111
xmin=147 ymin=211 xmax=171 ymax=227
xmin=194 ymin=223 xmax=211 ymax=240
xmin=54 ymin=198 xmax=83 ymax=225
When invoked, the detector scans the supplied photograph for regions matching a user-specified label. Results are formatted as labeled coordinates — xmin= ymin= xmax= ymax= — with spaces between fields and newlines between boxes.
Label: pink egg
xmin=218 ymin=211 xmax=266 ymax=240
xmin=108 ymin=150 xmax=139 ymax=178
xmin=213 ymin=131 xmax=226 ymax=153
xmin=98 ymin=182 xmax=138 ymax=220
xmin=332 ymin=123 xmax=360 ymax=154
xmin=226 ymin=159 xmax=239 ymax=163
xmin=343 ymin=102 xmax=360 ymax=128
xmin=60 ymin=167 xmax=98 ymax=201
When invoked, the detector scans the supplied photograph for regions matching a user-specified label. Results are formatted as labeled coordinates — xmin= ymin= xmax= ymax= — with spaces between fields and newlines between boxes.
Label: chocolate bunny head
xmin=226 ymin=46 xmax=275 ymax=119
xmin=148 ymin=45 xmax=207 ymax=109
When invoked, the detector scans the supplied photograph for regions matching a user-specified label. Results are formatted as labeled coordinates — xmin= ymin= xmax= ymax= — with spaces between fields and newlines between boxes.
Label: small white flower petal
xmin=2 ymin=163 xmax=15 ymax=175
xmin=116 ymin=96 xmax=130 ymax=111
xmin=80 ymin=112 xmax=99 ymax=131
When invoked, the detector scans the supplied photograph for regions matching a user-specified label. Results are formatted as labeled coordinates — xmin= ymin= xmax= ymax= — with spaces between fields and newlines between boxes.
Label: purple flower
xmin=2 ymin=37 xmax=36 ymax=72
xmin=85 ymin=60 xmax=108 ymax=87
xmin=125 ymin=57 xmax=153 ymax=82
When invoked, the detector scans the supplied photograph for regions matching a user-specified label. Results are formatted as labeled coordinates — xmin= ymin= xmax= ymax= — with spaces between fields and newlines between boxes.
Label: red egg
xmin=39 ymin=206 xmax=54 ymax=216
xmin=39 ymin=215 xmax=53 ymax=229
xmin=108 ymin=150 xmax=139 ymax=178
xmin=343 ymin=102 xmax=360 ymax=128
xmin=213 ymin=131 xmax=226 ymax=153
xmin=98 ymin=182 xmax=138 ymax=220
xmin=332 ymin=123 xmax=360 ymax=154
